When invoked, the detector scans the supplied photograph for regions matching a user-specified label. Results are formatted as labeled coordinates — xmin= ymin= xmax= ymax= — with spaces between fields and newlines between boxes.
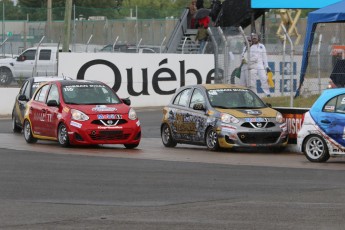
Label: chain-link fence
xmin=208 ymin=20 xmax=345 ymax=106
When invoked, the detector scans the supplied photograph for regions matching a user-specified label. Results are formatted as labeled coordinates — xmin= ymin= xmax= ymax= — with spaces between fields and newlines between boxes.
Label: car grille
xmin=241 ymin=122 xmax=275 ymax=129
xmin=237 ymin=132 xmax=281 ymax=144
xmin=91 ymin=119 xmax=127 ymax=126
xmin=89 ymin=130 xmax=130 ymax=140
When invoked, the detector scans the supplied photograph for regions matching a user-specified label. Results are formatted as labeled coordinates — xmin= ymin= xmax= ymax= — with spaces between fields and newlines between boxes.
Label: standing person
xmin=249 ymin=33 xmax=271 ymax=97
xmin=239 ymin=36 xmax=252 ymax=87
xmin=195 ymin=24 xmax=208 ymax=54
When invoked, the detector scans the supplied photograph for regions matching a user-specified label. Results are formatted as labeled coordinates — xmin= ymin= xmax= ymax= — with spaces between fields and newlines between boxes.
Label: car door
xmin=14 ymin=79 xmax=30 ymax=123
xmin=44 ymin=84 xmax=61 ymax=137
xmin=169 ymin=88 xmax=193 ymax=141
xmin=188 ymin=88 xmax=208 ymax=143
xmin=317 ymin=94 xmax=345 ymax=147
xmin=28 ymin=84 xmax=51 ymax=136
xmin=36 ymin=49 xmax=56 ymax=76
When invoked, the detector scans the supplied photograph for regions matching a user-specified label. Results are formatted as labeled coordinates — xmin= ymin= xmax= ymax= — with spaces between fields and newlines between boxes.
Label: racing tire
xmin=0 ymin=68 xmax=13 ymax=86
xmin=12 ymin=115 xmax=22 ymax=133
xmin=23 ymin=120 xmax=37 ymax=144
xmin=124 ymin=143 xmax=139 ymax=149
xmin=161 ymin=123 xmax=177 ymax=147
xmin=58 ymin=123 xmax=70 ymax=147
xmin=205 ymin=127 xmax=220 ymax=151
xmin=303 ymin=134 xmax=330 ymax=162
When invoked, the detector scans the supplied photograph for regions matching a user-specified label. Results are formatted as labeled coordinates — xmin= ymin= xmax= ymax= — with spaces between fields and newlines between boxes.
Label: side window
xmin=39 ymin=49 xmax=51 ymax=60
xmin=335 ymin=94 xmax=345 ymax=113
xmin=46 ymin=84 xmax=59 ymax=104
xmin=173 ymin=89 xmax=191 ymax=107
xmin=190 ymin=89 xmax=205 ymax=108
xmin=34 ymin=85 xmax=50 ymax=102
xmin=22 ymin=50 xmax=36 ymax=60
xmin=323 ymin=97 xmax=337 ymax=112
xmin=20 ymin=80 xmax=29 ymax=98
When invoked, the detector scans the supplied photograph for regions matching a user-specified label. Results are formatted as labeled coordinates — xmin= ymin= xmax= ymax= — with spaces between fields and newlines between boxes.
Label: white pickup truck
xmin=0 ymin=46 xmax=58 ymax=85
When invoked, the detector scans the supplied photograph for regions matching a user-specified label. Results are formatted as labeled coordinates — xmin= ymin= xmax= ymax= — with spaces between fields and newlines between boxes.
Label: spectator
xmin=195 ymin=24 xmax=208 ymax=54
xmin=249 ymin=33 xmax=271 ymax=97
xmin=188 ymin=0 xmax=197 ymax=29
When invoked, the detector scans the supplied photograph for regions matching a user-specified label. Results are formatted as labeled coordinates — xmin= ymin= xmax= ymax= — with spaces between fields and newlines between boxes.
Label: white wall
xmin=0 ymin=53 xmax=314 ymax=115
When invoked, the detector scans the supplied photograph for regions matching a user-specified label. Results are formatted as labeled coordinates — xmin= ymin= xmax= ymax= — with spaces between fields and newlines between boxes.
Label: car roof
xmin=57 ymin=79 xmax=103 ymax=86
xmin=200 ymin=84 xmax=248 ymax=90
xmin=311 ymin=88 xmax=345 ymax=111
xmin=32 ymin=76 xmax=69 ymax=83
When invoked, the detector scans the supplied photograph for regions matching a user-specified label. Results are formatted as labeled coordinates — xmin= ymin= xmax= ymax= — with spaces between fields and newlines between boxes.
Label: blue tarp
xmin=296 ymin=0 xmax=345 ymax=97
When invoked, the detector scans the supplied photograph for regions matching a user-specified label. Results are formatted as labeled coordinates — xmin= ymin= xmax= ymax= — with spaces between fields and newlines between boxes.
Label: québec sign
xmin=59 ymin=53 xmax=215 ymax=107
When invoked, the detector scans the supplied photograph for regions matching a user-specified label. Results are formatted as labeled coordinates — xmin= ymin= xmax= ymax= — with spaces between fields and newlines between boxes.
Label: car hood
xmin=68 ymin=104 xmax=130 ymax=115
xmin=0 ymin=57 xmax=16 ymax=64
xmin=214 ymin=107 xmax=277 ymax=118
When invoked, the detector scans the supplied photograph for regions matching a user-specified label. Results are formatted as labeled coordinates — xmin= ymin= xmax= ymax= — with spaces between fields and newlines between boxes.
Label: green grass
xmin=262 ymin=94 xmax=320 ymax=108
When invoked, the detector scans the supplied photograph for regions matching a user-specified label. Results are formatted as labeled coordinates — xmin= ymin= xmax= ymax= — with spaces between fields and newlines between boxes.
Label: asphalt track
xmin=1 ymin=109 xmax=345 ymax=229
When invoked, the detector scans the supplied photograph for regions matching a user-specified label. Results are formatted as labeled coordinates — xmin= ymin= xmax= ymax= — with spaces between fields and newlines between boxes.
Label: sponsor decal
xmin=245 ymin=117 xmax=267 ymax=122
xmin=136 ymin=120 xmax=141 ymax=126
xmin=63 ymin=107 xmax=70 ymax=113
xmin=34 ymin=112 xmax=52 ymax=122
xmin=75 ymin=58 xmax=215 ymax=96
xmin=283 ymin=113 xmax=303 ymax=139
xmin=97 ymin=126 xmax=122 ymax=129
xmin=240 ymin=110 xmax=262 ymax=115
xmin=92 ymin=105 xmax=117 ymax=112
xmin=221 ymin=125 xmax=236 ymax=133
xmin=97 ymin=114 xmax=122 ymax=119
xmin=70 ymin=121 xmax=82 ymax=128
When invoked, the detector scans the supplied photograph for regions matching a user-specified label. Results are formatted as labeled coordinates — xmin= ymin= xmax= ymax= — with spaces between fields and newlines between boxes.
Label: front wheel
xmin=0 ymin=68 xmax=13 ymax=86
xmin=205 ymin=127 xmax=220 ymax=151
xmin=23 ymin=120 xmax=37 ymax=143
xmin=303 ymin=135 xmax=330 ymax=162
xmin=58 ymin=123 xmax=70 ymax=147
xmin=161 ymin=123 xmax=177 ymax=147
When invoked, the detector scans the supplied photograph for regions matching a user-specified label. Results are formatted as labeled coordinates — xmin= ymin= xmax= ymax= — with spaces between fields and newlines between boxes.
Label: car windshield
xmin=207 ymin=88 xmax=267 ymax=109
xmin=62 ymin=83 xmax=121 ymax=105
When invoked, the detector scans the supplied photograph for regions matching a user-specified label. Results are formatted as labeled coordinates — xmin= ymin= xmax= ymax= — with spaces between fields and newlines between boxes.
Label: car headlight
xmin=221 ymin=113 xmax=239 ymax=124
xmin=276 ymin=112 xmax=284 ymax=123
xmin=128 ymin=108 xmax=137 ymax=120
xmin=71 ymin=109 xmax=89 ymax=121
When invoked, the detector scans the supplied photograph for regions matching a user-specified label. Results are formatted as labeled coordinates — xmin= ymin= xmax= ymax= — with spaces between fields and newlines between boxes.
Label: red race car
xmin=23 ymin=79 xmax=141 ymax=148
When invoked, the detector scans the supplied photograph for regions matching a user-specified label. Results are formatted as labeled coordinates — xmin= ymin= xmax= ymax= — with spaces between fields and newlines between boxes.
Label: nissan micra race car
xmin=297 ymin=88 xmax=345 ymax=162
xmin=23 ymin=80 xmax=141 ymax=148
xmin=161 ymin=84 xmax=288 ymax=151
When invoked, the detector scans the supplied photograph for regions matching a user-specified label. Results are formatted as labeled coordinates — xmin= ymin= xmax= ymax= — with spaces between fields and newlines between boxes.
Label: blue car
xmin=297 ymin=88 xmax=345 ymax=162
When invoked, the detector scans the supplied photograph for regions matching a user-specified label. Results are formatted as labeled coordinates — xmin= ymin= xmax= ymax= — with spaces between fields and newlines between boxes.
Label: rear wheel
xmin=58 ymin=123 xmax=70 ymax=147
xmin=205 ymin=127 xmax=220 ymax=151
xmin=23 ymin=120 xmax=37 ymax=143
xmin=303 ymin=135 xmax=330 ymax=162
xmin=161 ymin=123 xmax=177 ymax=147
xmin=0 ymin=68 xmax=13 ymax=86
xmin=12 ymin=115 xmax=22 ymax=133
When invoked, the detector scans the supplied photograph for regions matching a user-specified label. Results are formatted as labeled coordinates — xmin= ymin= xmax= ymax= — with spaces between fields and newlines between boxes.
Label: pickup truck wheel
xmin=0 ymin=68 xmax=13 ymax=86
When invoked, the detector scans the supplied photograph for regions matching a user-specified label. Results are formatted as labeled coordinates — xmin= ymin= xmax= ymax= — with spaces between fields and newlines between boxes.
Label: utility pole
xmin=62 ymin=0 xmax=72 ymax=52
xmin=47 ymin=0 xmax=52 ymax=42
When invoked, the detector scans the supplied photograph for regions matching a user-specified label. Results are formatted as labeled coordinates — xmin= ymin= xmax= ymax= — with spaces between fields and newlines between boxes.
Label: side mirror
xmin=47 ymin=100 xmax=59 ymax=107
xmin=18 ymin=94 xmax=28 ymax=101
xmin=266 ymin=103 xmax=272 ymax=108
xmin=122 ymin=98 xmax=131 ymax=106
xmin=193 ymin=103 xmax=205 ymax=111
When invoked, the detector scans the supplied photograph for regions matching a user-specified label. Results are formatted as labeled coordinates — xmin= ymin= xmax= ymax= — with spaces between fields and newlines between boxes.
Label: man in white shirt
xmin=248 ymin=33 xmax=271 ymax=97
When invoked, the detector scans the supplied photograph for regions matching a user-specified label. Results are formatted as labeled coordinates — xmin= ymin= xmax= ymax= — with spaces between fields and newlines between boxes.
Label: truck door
xmin=14 ymin=49 xmax=36 ymax=79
